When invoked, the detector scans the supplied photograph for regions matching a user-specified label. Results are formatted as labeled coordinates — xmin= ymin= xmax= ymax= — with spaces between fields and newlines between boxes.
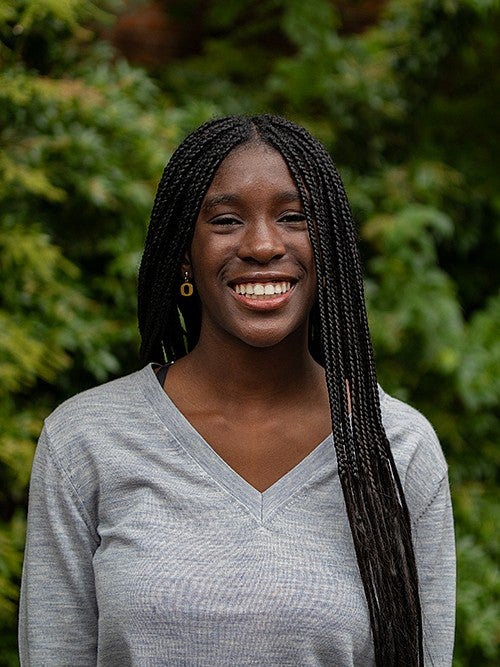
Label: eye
xmin=279 ymin=211 xmax=307 ymax=226
xmin=209 ymin=216 xmax=242 ymax=226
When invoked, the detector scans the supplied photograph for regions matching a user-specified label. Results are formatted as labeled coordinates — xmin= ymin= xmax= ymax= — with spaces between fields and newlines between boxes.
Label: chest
xmin=92 ymin=460 xmax=373 ymax=665
xmin=183 ymin=408 xmax=333 ymax=492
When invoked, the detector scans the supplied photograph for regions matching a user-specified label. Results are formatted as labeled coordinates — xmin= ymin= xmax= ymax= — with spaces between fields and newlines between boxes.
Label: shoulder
xmin=45 ymin=366 xmax=149 ymax=435
xmin=41 ymin=365 xmax=160 ymax=472
xmin=378 ymin=387 xmax=449 ymax=520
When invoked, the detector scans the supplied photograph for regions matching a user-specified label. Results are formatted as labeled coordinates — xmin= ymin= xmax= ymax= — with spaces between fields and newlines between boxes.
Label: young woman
xmin=19 ymin=115 xmax=455 ymax=666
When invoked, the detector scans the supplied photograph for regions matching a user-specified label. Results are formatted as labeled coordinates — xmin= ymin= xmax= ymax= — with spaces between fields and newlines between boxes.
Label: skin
xmin=163 ymin=142 xmax=331 ymax=492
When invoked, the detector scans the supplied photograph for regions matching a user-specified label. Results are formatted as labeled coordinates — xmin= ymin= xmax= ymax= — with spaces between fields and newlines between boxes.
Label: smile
xmin=233 ymin=282 xmax=292 ymax=299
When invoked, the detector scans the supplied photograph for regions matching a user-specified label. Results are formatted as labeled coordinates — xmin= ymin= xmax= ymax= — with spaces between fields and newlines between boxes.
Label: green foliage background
xmin=1 ymin=0 xmax=498 ymax=663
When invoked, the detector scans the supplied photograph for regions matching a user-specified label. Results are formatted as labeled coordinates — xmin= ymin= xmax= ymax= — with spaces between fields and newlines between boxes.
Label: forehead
xmin=206 ymin=142 xmax=298 ymax=193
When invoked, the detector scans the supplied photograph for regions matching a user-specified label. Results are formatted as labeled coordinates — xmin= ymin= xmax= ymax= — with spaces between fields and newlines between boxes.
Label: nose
xmin=237 ymin=219 xmax=286 ymax=264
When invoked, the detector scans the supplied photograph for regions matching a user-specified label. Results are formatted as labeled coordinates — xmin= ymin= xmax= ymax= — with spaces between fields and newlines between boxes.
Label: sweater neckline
xmin=141 ymin=364 xmax=335 ymax=523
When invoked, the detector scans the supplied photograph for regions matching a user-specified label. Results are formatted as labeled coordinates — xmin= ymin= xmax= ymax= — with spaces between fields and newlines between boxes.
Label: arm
xmin=19 ymin=427 xmax=99 ymax=665
xmin=413 ymin=474 xmax=456 ymax=667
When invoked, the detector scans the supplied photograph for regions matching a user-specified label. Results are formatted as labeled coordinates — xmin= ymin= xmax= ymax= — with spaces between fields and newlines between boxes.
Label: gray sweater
xmin=19 ymin=365 xmax=455 ymax=666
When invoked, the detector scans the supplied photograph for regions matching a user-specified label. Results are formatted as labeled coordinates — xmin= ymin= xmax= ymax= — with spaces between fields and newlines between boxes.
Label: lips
xmin=227 ymin=275 xmax=297 ymax=311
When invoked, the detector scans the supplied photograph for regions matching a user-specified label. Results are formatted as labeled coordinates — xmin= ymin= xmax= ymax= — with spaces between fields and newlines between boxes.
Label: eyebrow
xmin=201 ymin=189 xmax=303 ymax=213
xmin=201 ymin=193 xmax=240 ymax=213
xmin=276 ymin=190 xmax=303 ymax=204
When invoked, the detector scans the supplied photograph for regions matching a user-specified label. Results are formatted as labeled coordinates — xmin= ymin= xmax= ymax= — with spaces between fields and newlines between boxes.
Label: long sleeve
xmin=413 ymin=473 xmax=456 ymax=667
xmin=19 ymin=427 xmax=100 ymax=666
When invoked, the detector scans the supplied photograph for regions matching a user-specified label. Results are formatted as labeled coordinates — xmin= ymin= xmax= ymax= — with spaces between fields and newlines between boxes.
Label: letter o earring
xmin=180 ymin=271 xmax=194 ymax=297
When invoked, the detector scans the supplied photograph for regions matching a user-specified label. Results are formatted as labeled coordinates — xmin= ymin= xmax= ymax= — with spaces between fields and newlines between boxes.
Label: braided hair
xmin=138 ymin=114 xmax=423 ymax=666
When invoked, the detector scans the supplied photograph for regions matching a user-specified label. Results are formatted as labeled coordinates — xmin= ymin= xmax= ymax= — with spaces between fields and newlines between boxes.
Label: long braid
xmin=138 ymin=114 xmax=424 ymax=666
xmin=300 ymin=131 xmax=421 ymax=663
xmin=138 ymin=120 xmax=251 ymax=360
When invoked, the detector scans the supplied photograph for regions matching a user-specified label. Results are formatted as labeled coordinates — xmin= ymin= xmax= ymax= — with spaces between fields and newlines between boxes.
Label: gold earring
xmin=180 ymin=271 xmax=194 ymax=297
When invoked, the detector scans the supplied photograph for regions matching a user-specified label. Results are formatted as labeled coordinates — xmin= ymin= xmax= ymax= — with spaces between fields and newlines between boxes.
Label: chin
xmin=234 ymin=324 xmax=305 ymax=350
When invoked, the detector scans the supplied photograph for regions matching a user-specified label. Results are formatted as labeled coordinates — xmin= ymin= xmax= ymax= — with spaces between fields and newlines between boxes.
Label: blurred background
xmin=0 ymin=0 xmax=498 ymax=664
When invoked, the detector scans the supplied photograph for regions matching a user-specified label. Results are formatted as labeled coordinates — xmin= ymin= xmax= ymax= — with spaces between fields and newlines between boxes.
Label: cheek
xmin=305 ymin=267 xmax=318 ymax=314
xmin=190 ymin=235 xmax=235 ymax=284
xmin=189 ymin=252 xmax=227 ymax=311
xmin=303 ymin=246 xmax=317 ymax=295
xmin=188 ymin=232 xmax=211 ymax=285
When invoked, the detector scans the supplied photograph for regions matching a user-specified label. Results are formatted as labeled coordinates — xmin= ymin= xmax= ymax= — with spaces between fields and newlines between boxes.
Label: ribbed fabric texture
xmin=19 ymin=365 xmax=455 ymax=666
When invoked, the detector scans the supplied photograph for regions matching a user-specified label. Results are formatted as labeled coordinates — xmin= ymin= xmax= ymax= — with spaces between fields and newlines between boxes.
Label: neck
xmin=181 ymin=327 xmax=324 ymax=405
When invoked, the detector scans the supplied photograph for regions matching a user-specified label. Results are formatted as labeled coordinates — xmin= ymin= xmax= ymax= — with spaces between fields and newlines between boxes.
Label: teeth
xmin=233 ymin=282 xmax=291 ymax=297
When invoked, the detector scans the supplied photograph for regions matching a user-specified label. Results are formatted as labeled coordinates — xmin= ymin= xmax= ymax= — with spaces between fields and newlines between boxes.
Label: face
xmin=184 ymin=142 xmax=317 ymax=350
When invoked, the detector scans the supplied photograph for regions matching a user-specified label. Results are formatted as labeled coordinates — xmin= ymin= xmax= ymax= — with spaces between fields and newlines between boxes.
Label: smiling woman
xmin=19 ymin=115 xmax=455 ymax=667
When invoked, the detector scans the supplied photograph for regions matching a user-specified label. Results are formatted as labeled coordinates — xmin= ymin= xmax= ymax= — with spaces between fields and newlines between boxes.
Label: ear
xmin=180 ymin=248 xmax=192 ymax=278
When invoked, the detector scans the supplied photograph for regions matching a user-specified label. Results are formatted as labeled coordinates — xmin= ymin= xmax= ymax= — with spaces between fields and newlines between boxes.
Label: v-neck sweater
xmin=19 ymin=364 xmax=455 ymax=666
